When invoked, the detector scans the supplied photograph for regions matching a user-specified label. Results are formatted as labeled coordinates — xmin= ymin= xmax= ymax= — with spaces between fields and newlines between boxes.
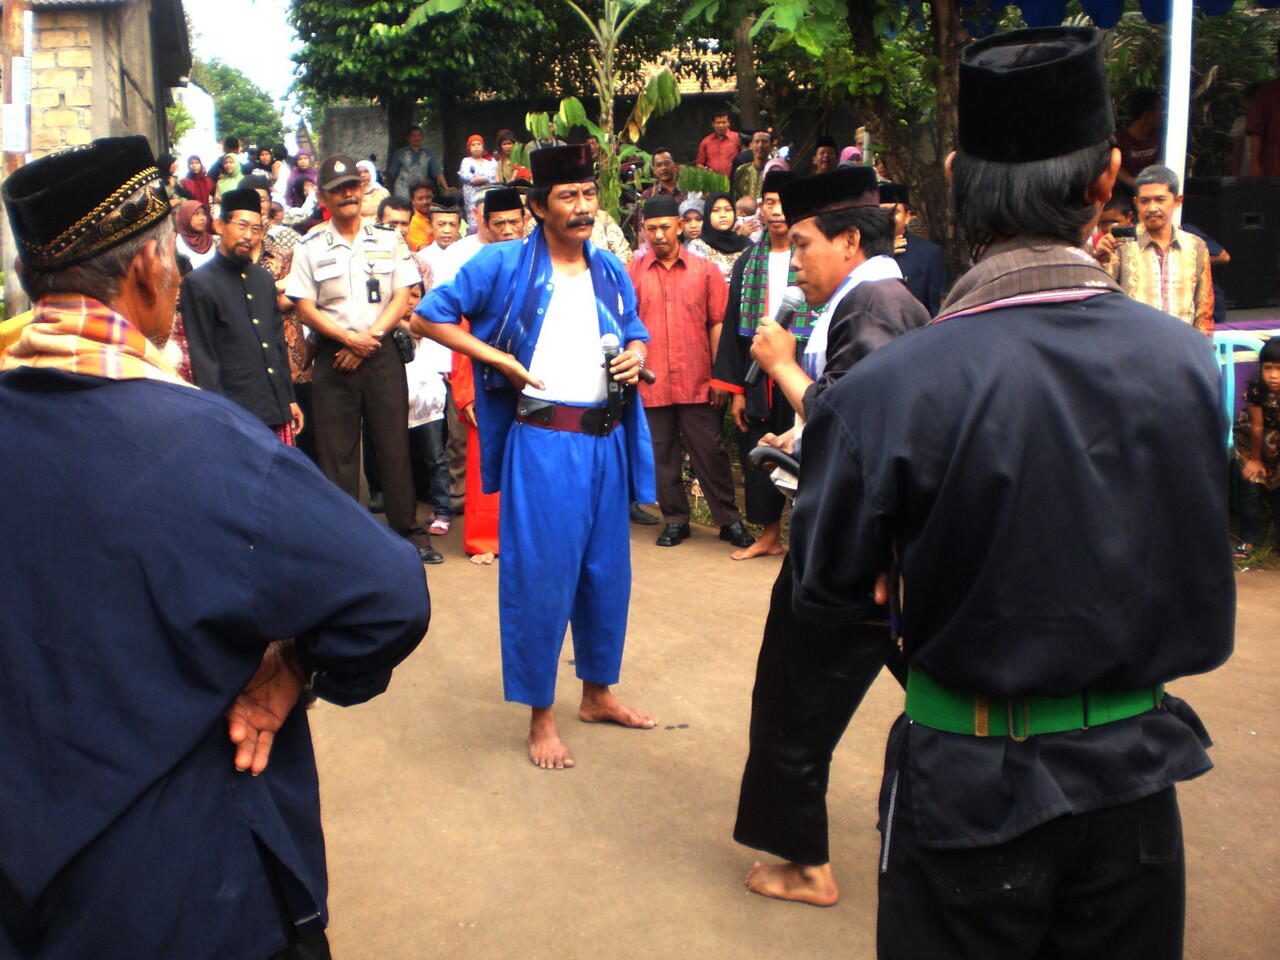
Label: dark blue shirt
xmin=894 ymin=233 xmax=949 ymax=316
xmin=0 ymin=369 xmax=429 ymax=959
xmin=791 ymin=292 xmax=1234 ymax=848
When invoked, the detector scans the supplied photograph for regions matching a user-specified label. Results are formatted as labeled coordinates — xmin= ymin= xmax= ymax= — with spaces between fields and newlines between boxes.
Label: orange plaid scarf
xmin=1 ymin=294 xmax=191 ymax=387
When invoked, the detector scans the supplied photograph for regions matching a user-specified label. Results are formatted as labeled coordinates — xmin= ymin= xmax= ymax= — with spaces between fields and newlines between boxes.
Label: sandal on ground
xmin=1233 ymin=542 xmax=1252 ymax=561
xmin=429 ymin=518 xmax=451 ymax=536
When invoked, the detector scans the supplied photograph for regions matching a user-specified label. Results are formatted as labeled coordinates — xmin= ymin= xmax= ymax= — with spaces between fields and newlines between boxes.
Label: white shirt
xmin=802 ymin=254 xmax=902 ymax=381
xmin=442 ymin=234 xmax=485 ymax=284
xmin=524 ymin=270 xmax=607 ymax=404
xmin=177 ymin=237 xmax=216 ymax=270
xmin=766 ymin=250 xmax=791 ymax=320
xmin=416 ymin=241 xmax=456 ymax=286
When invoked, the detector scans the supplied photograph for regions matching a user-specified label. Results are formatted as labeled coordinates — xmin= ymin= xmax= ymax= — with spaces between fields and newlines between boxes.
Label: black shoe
xmin=719 ymin=521 xmax=755 ymax=549
xmin=656 ymin=522 xmax=691 ymax=547
xmin=630 ymin=502 xmax=660 ymax=525
xmin=418 ymin=545 xmax=444 ymax=564
xmin=368 ymin=492 xmax=385 ymax=514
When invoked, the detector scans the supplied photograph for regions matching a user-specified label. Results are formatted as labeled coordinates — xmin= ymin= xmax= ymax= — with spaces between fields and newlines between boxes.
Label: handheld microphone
xmin=602 ymin=332 xmax=658 ymax=387
xmin=601 ymin=334 xmax=623 ymax=416
xmin=744 ymin=286 xmax=806 ymax=387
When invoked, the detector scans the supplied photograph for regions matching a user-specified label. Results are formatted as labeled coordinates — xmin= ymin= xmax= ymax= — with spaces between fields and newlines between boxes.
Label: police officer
xmin=287 ymin=154 xmax=438 ymax=562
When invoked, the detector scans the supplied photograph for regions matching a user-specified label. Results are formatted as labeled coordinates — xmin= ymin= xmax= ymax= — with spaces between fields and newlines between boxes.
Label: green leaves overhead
xmin=190 ymin=58 xmax=286 ymax=149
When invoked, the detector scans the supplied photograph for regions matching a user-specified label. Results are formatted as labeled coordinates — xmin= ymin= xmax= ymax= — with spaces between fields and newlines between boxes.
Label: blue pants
xmin=499 ymin=420 xmax=631 ymax=707
xmin=409 ymin=419 xmax=452 ymax=519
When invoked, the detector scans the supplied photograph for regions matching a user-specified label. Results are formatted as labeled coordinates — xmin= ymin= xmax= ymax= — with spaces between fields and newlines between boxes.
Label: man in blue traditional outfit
xmin=0 ymin=137 xmax=430 ymax=960
xmin=414 ymin=144 xmax=658 ymax=770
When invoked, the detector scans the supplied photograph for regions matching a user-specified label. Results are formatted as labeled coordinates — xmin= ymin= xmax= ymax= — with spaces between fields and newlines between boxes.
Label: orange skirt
xmin=463 ymin=422 xmax=500 ymax=555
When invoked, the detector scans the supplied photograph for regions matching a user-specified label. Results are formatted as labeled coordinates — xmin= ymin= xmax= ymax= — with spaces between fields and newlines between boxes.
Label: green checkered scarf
xmin=736 ymin=238 xmax=821 ymax=339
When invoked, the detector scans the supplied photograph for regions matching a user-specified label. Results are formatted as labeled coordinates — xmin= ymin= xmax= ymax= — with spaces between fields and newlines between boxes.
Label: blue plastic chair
xmin=1213 ymin=331 xmax=1267 ymax=448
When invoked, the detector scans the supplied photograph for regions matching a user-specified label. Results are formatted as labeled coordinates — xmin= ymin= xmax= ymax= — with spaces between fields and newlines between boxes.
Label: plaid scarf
xmin=737 ymin=239 xmax=821 ymax=339
xmin=1 ymin=294 xmax=192 ymax=388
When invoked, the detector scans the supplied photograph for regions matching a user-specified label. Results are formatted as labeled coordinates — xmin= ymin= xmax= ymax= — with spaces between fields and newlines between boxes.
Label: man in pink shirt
xmin=696 ymin=111 xmax=743 ymax=180
xmin=627 ymin=195 xmax=755 ymax=550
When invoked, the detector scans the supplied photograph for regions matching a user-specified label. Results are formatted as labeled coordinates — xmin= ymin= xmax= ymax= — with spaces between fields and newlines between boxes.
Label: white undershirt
xmin=766 ymin=250 xmax=791 ymax=320
xmin=524 ymin=270 xmax=607 ymax=404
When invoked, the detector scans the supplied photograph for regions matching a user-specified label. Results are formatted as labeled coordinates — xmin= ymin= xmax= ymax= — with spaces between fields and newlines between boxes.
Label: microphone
xmin=602 ymin=332 xmax=658 ymax=388
xmin=601 ymin=333 xmax=623 ymax=417
xmin=744 ymin=286 xmax=806 ymax=387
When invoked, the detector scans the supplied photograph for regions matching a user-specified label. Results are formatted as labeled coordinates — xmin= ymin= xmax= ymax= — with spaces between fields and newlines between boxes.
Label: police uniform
xmin=791 ymin=30 xmax=1234 ymax=958
xmin=286 ymin=173 xmax=421 ymax=540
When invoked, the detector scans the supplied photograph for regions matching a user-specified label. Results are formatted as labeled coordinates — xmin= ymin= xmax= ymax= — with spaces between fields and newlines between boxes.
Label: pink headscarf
xmin=839 ymin=145 xmax=863 ymax=165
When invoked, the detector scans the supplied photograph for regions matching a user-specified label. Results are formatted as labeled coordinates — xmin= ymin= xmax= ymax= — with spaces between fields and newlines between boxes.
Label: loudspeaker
xmin=1183 ymin=177 xmax=1280 ymax=310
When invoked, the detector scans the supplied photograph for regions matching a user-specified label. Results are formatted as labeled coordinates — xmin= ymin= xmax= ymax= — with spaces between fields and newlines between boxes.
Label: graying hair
xmin=21 ymin=216 xmax=175 ymax=303
xmin=1134 ymin=164 xmax=1179 ymax=196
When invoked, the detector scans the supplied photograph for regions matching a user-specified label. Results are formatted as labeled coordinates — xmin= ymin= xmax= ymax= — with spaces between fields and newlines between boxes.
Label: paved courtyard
xmin=310 ymin=521 xmax=1279 ymax=959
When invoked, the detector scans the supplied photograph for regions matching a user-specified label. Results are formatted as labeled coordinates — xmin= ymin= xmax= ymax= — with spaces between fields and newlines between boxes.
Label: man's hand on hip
xmin=226 ymin=640 xmax=306 ymax=776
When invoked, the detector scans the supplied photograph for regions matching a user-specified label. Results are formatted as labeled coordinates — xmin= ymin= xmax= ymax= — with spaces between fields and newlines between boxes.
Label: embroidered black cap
xmin=3 ymin=136 xmax=169 ymax=271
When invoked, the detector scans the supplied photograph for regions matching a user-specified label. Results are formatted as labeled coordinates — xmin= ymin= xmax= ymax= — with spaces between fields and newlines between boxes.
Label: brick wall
xmin=29 ymin=10 xmax=95 ymax=154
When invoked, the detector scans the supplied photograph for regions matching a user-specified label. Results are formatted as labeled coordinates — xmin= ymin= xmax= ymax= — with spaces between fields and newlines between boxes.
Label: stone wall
xmin=29 ymin=1 xmax=163 ymax=158
xmin=29 ymin=9 xmax=95 ymax=154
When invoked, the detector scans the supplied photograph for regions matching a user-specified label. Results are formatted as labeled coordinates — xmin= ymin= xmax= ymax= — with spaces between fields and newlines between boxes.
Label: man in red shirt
xmin=1114 ymin=88 xmax=1162 ymax=190
xmin=1248 ymin=39 xmax=1280 ymax=177
xmin=696 ymin=111 xmax=742 ymax=180
xmin=627 ymin=195 xmax=755 ymax=550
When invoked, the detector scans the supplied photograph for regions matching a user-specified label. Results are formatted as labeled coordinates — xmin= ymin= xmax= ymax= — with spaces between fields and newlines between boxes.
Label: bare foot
xmin=731 ymin=539 xmax=785 ymax=561
xmin=469 ymin=552 xmax=496 ymax=565
xmin=578 ymin=683 xmax=658 ymax=728
xmin=745 ymin=861 xmax=839 ymax=907
xmin=528 ymin=707 xmax=574 ymax=770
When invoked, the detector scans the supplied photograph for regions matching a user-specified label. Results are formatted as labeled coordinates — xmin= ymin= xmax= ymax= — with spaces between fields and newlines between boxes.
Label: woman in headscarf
xmin=174 ymin=200 xmax=216 ymax=269
xmin=838 ymin=145 xmax=863 ymax=167
xmin=457 ymin=135 xmax=497 ymax=227
xmin=180 ymin=155 xmax=216 ymax=207
xmin=358 ymin=159 xmax=390 ymax=219
xmin=286 ymin=151 xmax=318 ymax=208
xmin=156 ymin=153 xmax=189 ymax=208
xmin=686 ymin=191 xmax=752 ymax=280
xmin=214 ymin=154 xmax=243 ymax=199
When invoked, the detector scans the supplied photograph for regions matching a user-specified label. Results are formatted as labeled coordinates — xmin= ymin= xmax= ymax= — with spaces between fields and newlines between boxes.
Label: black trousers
xmin=292 ymin=381 xmax=317 ymax=464
xmin=735 ymin=382 xmax=794 ymax=526
xmin=878 ymin=773 xmax=1185 ymax=960
xmin=645 ymin=403 xmax=741 ymax=527
xmin=734 ymin=554 xmax=891 ymax=865
xmin=312 ymin=339 xmax=416 ymax=537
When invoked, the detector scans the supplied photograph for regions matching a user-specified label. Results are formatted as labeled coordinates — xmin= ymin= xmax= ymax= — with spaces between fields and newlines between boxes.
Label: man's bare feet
xmin=469 ymin=552 xmax=496 ymax=565
xmin=731 ymin=539 xmax=785 ymax=561
xmin=745 ymin=861 xmax=839 ymax=907
xmin=731 ymin=522 xmax=785 ymax=561
xmin=578 ymin=682 xmax=658 ymax=728
xmin=528 ymin=707 xmax=574 ymax=770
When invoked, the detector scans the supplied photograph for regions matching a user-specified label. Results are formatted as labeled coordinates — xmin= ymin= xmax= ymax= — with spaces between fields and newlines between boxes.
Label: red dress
xmin=450 ymin=321 xmax=501 ymax=555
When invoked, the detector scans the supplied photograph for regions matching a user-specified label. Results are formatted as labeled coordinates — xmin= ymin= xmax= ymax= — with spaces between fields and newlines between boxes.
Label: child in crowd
xmin=1233 ymin=337 xmax=1280 ymax=557
xmin=735 ymin=195 xmax=762 ymax=240
xmin=680 ymin=194 xmax=704 ymax=244
xmin=402 ymin=284 xmax=454 ymax=551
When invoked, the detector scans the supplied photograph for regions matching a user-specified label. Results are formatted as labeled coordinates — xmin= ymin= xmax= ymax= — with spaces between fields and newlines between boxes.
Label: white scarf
xmin=802 ymin=254 xmax=903 ymax=381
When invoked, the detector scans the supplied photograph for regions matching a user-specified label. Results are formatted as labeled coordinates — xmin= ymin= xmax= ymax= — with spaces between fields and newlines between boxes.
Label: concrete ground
xmin=310 ymin=520 xmax=1280 ymax=959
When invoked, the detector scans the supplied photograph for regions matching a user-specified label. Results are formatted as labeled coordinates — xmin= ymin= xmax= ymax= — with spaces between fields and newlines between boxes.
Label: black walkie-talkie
xmin=366 ymin=276 xmax=382 ymax=304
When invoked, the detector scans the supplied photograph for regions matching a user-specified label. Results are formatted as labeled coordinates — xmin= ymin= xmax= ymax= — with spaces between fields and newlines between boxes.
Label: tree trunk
xmin=734 ymin=15 xmax=759 ymax=128
xmin=847 ymin=1 xmax=969 ymax=280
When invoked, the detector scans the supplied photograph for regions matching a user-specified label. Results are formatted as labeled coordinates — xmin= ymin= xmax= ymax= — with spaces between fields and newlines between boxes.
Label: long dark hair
xmin=952 ymin=139 xmax=1113 ymax=260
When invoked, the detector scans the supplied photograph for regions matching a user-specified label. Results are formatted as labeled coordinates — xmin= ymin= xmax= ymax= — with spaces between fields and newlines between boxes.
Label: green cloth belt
xmin=905 ymin=666 xmax=1164 ymax=740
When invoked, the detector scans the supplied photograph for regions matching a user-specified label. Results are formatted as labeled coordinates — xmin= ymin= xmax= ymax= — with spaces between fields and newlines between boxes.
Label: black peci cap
xmin=779 ymin=167 xmax=881 ymax=228
xmin=530 ymin=145 xmax=595 ymax=188
xmin=959 ymin=27 xmax=1114 ymax=163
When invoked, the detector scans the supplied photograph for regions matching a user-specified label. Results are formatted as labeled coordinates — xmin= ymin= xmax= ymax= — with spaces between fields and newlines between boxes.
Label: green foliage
xmin=1108 ymin=8 xmax=1280 ymax=175
xmin=677 ymin=166 xmax=729 ymax=195
xmin=291 ymin=0 xmax=686 ymax=118
xmin=167 ymin=99 xmax=195 ymax=146
xmin=190 ymin=59 xmax=286 ymax=149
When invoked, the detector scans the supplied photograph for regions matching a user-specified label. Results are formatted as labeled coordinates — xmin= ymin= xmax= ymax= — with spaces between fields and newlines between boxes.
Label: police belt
xmin=516 ymin=396 xmax=620 ymax=436
xmin=904 ymin=665 xmax=1164 ymax=741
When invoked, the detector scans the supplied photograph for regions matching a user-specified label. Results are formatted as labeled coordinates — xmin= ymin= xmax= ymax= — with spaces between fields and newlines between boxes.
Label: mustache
xmin=567 ymin=216 xmax=596 ymax=228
